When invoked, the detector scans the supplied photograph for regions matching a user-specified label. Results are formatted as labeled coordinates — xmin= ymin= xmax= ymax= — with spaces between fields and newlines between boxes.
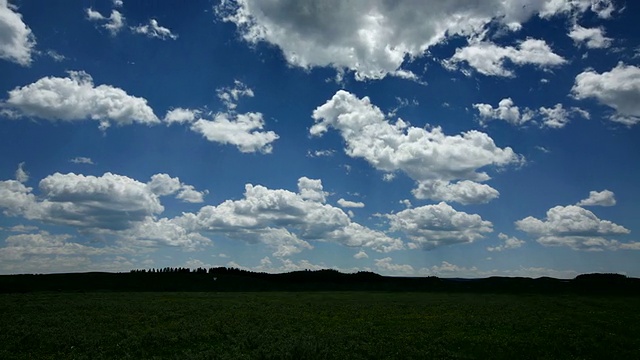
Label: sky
xmin=1 ymin=0 xmax=640 ymax=278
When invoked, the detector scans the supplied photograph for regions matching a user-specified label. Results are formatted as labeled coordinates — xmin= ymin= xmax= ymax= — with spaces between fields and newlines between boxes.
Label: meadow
xmin=1 ymin=291 xmax=638 ymax=359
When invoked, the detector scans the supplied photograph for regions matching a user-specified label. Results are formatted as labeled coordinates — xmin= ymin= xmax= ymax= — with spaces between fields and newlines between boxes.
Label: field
xmin=1 ymin=291 xmax=638 ymax=359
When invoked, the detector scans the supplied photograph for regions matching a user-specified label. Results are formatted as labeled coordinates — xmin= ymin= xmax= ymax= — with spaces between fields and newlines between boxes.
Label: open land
xmin=1 ymin=290 xmax=639 ymax=359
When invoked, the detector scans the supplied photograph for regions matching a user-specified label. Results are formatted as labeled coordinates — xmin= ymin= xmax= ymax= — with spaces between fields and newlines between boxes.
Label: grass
xmin=1 ymin=291 xmax=638 ymax=359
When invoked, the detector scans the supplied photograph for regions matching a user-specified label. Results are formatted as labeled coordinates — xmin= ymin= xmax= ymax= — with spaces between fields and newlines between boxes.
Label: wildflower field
xmin=1 ymin=291 xmax=638 ymax=359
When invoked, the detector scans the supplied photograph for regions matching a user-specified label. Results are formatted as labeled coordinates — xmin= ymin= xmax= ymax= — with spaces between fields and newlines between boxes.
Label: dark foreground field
xmin=1 ymin=292 xmax=638 ymax=359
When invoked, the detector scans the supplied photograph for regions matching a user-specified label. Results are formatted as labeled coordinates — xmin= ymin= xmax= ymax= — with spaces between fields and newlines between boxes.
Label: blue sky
xmin=1 ymin=0 xmax=640 ymax=277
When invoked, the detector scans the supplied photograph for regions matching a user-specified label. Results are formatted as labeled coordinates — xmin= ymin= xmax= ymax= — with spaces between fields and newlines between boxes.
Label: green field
xmin=1 ymin=292 xmax=638 ymax=359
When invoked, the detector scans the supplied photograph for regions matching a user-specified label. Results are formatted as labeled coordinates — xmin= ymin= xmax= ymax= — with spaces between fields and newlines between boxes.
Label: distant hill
xmin=1 ymin=268 xmax=638 ymax=294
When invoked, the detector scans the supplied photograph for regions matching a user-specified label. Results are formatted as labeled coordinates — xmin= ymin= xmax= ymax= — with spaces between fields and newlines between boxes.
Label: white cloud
xmin=70 ymin=157 xmax=94 ymax=165
xmin=380 ymin=173 xmax=395 ymax=182
xmin=0 ymin=171 xmax=209 ymax=232
xmin=113 ymin=0 xmax=123 ymax=7
xmin=0 ymin=230 xmax=144 ymax=274
xmin=412 ymin=180 xmax=499 ymax=205
xmin=571 ymin=63 xmax=640 ymax=125
xmin=86 ymin=8 xmax=125 ymax=36
xmin=474 ymin=98 xmax=534 ymax=126
xmin=473 ymin=98 xmax=533 ymax=125
xmin=306 ymin=149 xmax=334 ymax=158
xmin=538 ymin=104 xmax=589 ymax=128
xmin=174 ymin=177 xmax=403 ymax=256
xmin=36 ymin=172 xmax=164 ymax=230
xmin=231 ymin=256 xmax=363 ymax=274
xmin=167 ymin=82 xmax=278 ymax=153
xmin=0 ymin=180 xmax=37 ymax=217
xmin=217 ymin=80 xmax=254 ymax=110
xmin=568 ymin=24 xmax=612 ymax=49
xmin=516 ymin=205 xmax=630 ymax=251
xmin=191 ymin=112 xmax=279 ymax=153
xmin=577 ymin=190 xmax=616 ymax=207
xmin=375 ymin=257 xmax=414 ymax=275
xmin=0 ymin=172 xmax=215 ymax=255
xmin=353 ymin=250 xmax=368 ymax=259
xmin=131 ymin=19 xmax=178 ymax=40
xmin=387 ymin=202 xmax=493 ymax=250
xmin=216 ymin=0 xmax=599 ymax=80
xmin=147 ymin=173 xmax=207 ymax=203
xmin=164 ymin=108 xmax=200 ymax=124
xmin=8 ymin=224 xmax=38 ymax=232
xmin=419 ymin=261 xmax=478 ymax=277
xmin=474 ymin=98 xmax=589 ymax=128
xmin=337 ymin=198 xmax=365 ymax=208
xmin=311 ymin=90 xmax=522 ymax=204
xmin=588 ymin=0 xmax=615 ymax=19
xmin=119 ymin=217 xmax=211 ymax=250
xmin=44 ymin=49 xmax=65 ymax=62
xmin=176 ymin=185 xmax=208 ymax=204
xmin=536 ymin=0 xmax=616 ymax=19
xmin=15 ymin=162 xmax=28 ymax=183
xmin=298 ymin=177 xmax=327 ymax=203
xmin=0 ymin=231 xmax=110 ymax=259
xmin=4 ymin=71 xmax=159 ymax=129
xmin=147 ymin=173 xmax=181 ymax=196
xmin=487 ymin=233 xmax=525 ymax=252
xmin=447 ymin=38 xmax=566 ymax=77
xmin=0 ymin=0 xmax=36 ymax=66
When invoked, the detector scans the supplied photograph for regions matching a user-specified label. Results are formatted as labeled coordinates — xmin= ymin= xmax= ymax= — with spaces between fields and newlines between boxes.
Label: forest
xmin=1 ymin=268 xmax=638 ymax=294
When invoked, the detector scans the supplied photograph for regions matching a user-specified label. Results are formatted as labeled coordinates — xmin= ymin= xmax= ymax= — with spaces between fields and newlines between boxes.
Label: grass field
xmin=1 ymin=291 xmax=638 ymax=359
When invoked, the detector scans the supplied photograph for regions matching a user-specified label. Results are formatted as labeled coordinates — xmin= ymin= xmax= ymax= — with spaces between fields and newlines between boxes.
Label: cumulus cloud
xmin=387 ymin=202 xmax=493 ymax=250
xmin=131 ymin=19 xmax=178 ymax=40
xmin=191 ymin=112 xmax=279 ymax=153
xmin=516 ymin=205 xmax=631 ymax=251
xmin=173 ymin=177 xmax=403 ymax=256
xmin=0 ymin=172 xmax=215 ymax=254
xmin=164 ymin=82 xmax=278 ymax=153
xmin=353 ymin=250 xmax=368 ymax=259
xmin=577 ymin=190 xmax=616 ymax=207
xmin=217 ymin=80 xmax=254 ymax=110
xmin=337 ymin=198 xmax=365 ymax=208
xmin=86 ymin=8 xmax=125 ymax=36
xmin=3 ymin=71 xmax=159 ymax=129
xmin=538 ymin=104 xmax=589 ymax=128
xmin=36 ymin=172 xmax=164 ymax=230
xmin=164 ymin=108 xmax=200 ymax=124
xmin=568 ymin=24 xmax=612 ymax=49
xmin=311 ymin=90 xmax=522 ymax=204
xmin=571 ymin=63 xmax=640 ymax=125
xmin=0 ymin=230 xmax=145 ymax=274
xmin=419 ymin=261 xmax=478 ymax=277
xmin=446 ymin=39 xmax=566 ymax=77
xmin=412 ymin=180 xmax=499 ymax=205
xmin=15 ymin=162 xmax=28 ymax=183
xmin=118 ymin=217 xmax=211 ymax=250
xmin=375 ymin=257 xmax=414 ymax=275
xmin=176 ymin=185 xmax=208 ymax=203
xmin=474 ymin=99 xmax=589 ymax=128
xmin=474 ymin=98 xmax=534 ymax=126
xmin=216 ymin=0 xmax=599 ymax=80
xmin=487 ymin=233 xmax=525 ymax=252
xmin=0 ymin=180 xmax=37 ymax=217
xmin=0 ymin=172 xmax=208 ymax=232
xmin=147 ymin=174 xmax=207 ymax=203
xmin=0 ymin=0 xmax=36 ymax=66
xmin=0 ymin=231 xmax=111 ymax=259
